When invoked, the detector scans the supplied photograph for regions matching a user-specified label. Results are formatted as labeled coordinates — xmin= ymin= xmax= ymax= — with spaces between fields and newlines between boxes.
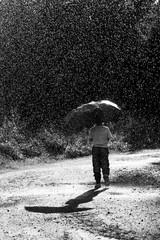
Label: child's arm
xmin=88 ymin=129 xmax=93 ymax=143
xmin=107 ymin=128 xmax=112 ymax=141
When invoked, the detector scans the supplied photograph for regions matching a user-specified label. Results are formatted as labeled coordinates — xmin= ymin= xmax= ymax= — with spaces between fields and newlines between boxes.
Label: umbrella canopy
xmin=65 ymin=100 xmax=121 ymax=133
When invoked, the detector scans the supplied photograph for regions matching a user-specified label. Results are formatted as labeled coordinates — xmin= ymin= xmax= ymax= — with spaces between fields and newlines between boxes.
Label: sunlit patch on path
xmin=0 ymin=150 xmax=160 ymax=240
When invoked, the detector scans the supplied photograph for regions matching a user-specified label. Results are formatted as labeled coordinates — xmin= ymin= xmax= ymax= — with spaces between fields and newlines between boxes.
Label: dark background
xmin=0 ymin=0 xmax=159 ymax=131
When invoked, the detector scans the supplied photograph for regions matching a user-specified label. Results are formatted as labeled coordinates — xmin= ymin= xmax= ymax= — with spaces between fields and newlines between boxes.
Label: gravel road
xmin=0 ymin=150 xmax=160 ymax=239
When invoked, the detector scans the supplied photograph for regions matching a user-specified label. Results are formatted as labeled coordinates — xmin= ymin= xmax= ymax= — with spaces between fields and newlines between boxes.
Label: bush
xmin=121 ymin=115 xmax=160 ymax=150
xmin=0 ymin=144 xmax=20 ymax=160
xmin=65 ymin=144 xmax=91 ymax=158
xmin=0 ymin=115 xmax=24 ymax=160
xmin=64 ymin=130 xmax=92 ymax=158
xmin=1 ymin=109 xmax=159 ymax=162
xmin=37 ymin=127 xmax=66 ymax=156
xmin=109 ymin=133 xmax=130 ymax=152
xmin=0 ymin=112 xmax=42 ymax=160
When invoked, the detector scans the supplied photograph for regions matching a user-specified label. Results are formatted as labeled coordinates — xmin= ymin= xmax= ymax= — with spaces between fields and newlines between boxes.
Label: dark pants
xmin=92 ymin=146 xmax=110 ymax=184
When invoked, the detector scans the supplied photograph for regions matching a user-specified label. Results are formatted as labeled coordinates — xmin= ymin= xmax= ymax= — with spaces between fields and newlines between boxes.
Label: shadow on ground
xmin=112 ymin=168 xmax=159 ymax=187
xmin=25 ymin=188 xmax=107 ymax=214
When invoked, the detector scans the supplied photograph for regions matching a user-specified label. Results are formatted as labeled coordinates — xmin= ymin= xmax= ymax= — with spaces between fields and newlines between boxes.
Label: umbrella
xmin=65 ymin=100 xmax=121 ymax=133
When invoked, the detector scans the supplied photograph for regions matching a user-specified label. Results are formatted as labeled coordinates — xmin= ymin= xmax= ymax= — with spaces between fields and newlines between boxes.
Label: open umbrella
xmin=65 ymin=100 xmax=121 ymax=133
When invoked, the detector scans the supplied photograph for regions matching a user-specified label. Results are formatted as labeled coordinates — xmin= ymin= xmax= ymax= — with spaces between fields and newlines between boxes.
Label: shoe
xmin=95 ymin=183 xmax=101 ymax=189
xmin=104 ymin=175 xmax=110 ymax=186
xmin=104 ymin=180 xmax=110 ymax=186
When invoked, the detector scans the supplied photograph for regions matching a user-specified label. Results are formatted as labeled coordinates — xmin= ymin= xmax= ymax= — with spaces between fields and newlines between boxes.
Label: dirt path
xmin=0 ymin=150 xmax=160 ymax=240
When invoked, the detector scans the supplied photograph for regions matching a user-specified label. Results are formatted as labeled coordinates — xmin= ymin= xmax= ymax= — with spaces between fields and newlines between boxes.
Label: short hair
xmin=92 ymin=108 xmax=104 ymax=125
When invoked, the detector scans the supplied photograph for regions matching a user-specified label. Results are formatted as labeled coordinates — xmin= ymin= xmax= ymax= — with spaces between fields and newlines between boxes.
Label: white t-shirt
xmin=89 ymin=125 xmax=112 ymax=148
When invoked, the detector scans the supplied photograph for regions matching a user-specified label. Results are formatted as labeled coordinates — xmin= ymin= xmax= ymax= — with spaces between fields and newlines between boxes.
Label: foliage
xmin=123 ymin=115 xmax=160 ymax=150
xmin=0 ymin=114 xmax=25 ymax=160
xmin=64 ymin=130 xmax=92 ymax=158
xmin=0 ymin=112 xmax=160 ymax=161
xmin=37 ymin=127 xmax=67 ymax=155
xmin=0 ymin=0 xmax=160 ymax=130
xmin=109 ymin=133 xmax=129 ymax=152
xmin=0 ymin=113 xmax=42 ymax=160
xmin=0 ymin=0 xmax=160 ymax=160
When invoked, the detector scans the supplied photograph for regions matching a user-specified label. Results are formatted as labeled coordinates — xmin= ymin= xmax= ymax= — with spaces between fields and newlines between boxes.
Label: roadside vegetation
xmin=0 ymin=0 xmax=159 ymax=164
xmin=0 ymin=111 xmax=160 ymax=165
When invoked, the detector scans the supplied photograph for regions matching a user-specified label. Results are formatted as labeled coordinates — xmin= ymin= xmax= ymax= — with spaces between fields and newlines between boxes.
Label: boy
xmin=89 ymin=108 xmax=112 ymax=189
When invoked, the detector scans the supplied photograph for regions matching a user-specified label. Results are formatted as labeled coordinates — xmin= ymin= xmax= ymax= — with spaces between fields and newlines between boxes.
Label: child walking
xmin=89 ymin=108 xmax=112 ymax=189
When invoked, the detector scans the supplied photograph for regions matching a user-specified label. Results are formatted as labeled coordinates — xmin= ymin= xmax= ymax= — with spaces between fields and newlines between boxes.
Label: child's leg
xmin=100 ymin=147 xmax=110 ymax=184
xmin=92 ymin=147 xmax=101 ymax=184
